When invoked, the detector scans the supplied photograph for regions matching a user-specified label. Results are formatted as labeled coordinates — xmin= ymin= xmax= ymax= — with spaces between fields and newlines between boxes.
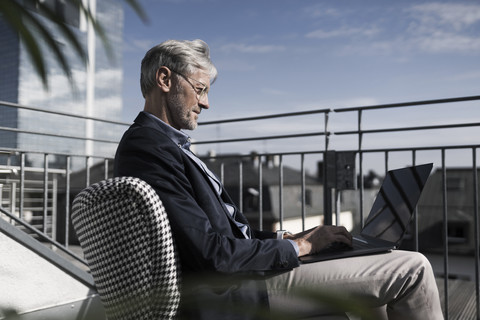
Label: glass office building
xmin=0 ymin=0 xmax=124 ymax=168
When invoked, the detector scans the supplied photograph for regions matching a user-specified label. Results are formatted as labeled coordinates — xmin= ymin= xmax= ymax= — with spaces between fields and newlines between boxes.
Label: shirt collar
xmin=142 ymin=111 xmax=191 ymax=150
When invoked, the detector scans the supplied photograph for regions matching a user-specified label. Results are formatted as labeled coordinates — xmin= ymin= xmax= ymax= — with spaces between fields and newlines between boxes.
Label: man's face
xmin=167 ymin=69 xmax=210 ymax=131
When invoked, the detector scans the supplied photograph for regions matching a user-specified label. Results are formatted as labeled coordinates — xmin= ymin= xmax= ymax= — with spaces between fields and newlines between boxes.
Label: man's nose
xmin=199 ymin=94 xmax=210 ymax=109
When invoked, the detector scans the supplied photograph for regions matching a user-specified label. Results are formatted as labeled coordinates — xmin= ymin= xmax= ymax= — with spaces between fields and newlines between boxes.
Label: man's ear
xmin=156 ymin=66 xmax=172 ymax=92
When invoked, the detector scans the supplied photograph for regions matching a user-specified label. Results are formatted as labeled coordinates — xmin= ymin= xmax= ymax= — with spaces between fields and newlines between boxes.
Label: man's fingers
xmin=328 ymin=226 xmax=352 ymax=245
xmin=336 ymin=234 xmax=353 ymax=247
xmin=324 ymin=225 xmax=351 ymax=236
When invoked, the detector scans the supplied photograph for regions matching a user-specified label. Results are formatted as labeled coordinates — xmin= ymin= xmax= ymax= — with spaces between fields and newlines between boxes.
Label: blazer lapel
xmin=181 ymin=150 xmax=240 ymax=226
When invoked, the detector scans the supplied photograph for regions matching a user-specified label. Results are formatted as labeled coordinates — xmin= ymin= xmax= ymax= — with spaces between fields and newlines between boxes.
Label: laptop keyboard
xmin=353 ymin=237 xmax=376 ymax=249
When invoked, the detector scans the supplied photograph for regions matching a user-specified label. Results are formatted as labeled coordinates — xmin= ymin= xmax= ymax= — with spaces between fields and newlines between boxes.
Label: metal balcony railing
xmin=1 ymin=95 xmax=480 ymax=319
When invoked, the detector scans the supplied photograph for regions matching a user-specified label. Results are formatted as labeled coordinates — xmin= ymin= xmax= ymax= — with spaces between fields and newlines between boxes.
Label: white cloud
xmin=219 ymin=43 xmax=286 ymax=54
xmin=408 ymin=3 xmax=480 ymax=32
xmin=330 ymin=97 xmax=380 ymax=110
xmin=405 ymin=2 xmax=480 ymax=54
xmin=304 ymin=2 xmax=480 ymax=56
xmin=303 ymin=4 xmax=340 ymax=19
xmin=123 ymin=37 xmax=156 ymax=53
xmin=306 ymin=26 xmax=380 ymax=39
xmin=414 ymin=31 xmax=480 ymax=53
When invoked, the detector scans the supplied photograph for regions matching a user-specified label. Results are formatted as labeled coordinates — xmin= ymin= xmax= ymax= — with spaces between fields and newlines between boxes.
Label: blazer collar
xmin=134 ymin=111 xmax=191 ymax=149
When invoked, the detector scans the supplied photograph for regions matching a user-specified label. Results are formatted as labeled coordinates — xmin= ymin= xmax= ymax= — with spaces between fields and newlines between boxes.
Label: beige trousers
xmin=266 ymin=250 xmax=443 ymax=320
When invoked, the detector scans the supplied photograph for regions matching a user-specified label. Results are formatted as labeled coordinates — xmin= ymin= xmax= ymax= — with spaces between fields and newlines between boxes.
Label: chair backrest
xmin=72 ymin=177 xmax=181 ymax=320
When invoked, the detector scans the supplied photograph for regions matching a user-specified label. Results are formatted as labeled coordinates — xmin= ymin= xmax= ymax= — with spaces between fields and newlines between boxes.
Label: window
xmin=303 ymin=189 xmax=312 ymax=207
xmin=25 ymin=0 xmax=80 ymax=28
xmin=447 ymin=177 xmax=465 ymax=191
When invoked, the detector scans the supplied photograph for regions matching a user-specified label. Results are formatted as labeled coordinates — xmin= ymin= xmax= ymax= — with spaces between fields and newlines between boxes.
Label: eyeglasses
xmin=171 ymin=69 xmax=209 ymax=100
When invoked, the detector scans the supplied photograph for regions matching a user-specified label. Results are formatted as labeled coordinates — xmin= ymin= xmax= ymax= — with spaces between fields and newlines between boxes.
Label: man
xmin=114 ymin=39 xmax=443 ymax=320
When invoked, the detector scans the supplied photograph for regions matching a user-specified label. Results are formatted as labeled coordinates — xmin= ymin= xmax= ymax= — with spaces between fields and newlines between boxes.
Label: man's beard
xmin=182 ymin=107 xmax=198 ymax=130
xmin=179 ymin=106 xmax=198 ymax=130
xmin=168 ymin=89 xmax=198 ymax=131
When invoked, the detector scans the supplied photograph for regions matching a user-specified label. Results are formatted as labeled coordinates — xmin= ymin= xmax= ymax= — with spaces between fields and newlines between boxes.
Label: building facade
xmin=0 ymin=0 xmax=124 ymax=168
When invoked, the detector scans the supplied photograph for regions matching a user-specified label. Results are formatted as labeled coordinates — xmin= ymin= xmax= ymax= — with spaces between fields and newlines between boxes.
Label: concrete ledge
xmin=0 ymin=218 xmax=105 ymax=319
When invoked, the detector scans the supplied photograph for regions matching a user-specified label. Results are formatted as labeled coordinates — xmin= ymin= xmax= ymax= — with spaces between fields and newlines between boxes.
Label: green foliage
xmin=0 ymin=0 xmax=148 ymax=90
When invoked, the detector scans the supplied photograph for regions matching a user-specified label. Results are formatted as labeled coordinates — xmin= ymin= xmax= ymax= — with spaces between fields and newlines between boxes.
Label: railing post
xmin=220 ymin=162 xmax=225 ymax=185
xmin=9 ymin=182 xmax=16 ymax=218
xmin=65 ymin=156 xmax=71 ymax=248
xmin=442 ymin=149 xmax=449 ymax=319
xmin=323 ymin=111 xmax=333 ymax=225
xmin=85 ymin=156 xmax=91 ymax=187
xmin=323 ymin=151 xmax=333 ymax=226
xmin=278 ymin=155 xmax=284 ymax=230
xmin=301 ymin=153 xmax=306 ymax=231
xmin=238 ymin=160 xmax=243 ymax=213
xmin=51 ymin=177 xmax=57 ymax=242
xmin=412 ymin=150 xmax=419 ymax=252
xmin=258 ymin=155 xmax=263 ymax=231
xmin=384 ymin=151 xmax=389 ymax=172
xmin=104 ymin=158 xmax=109 ymax=180
xmin=19 ymin=153 xmax=25 ymax=220
xmin=358 ymin=109 xmax=364 ymax=227
xmin=43 ymin=154 xmax=49 ymax=235
xmin=472 ymin=148 xmax=479 ymax=319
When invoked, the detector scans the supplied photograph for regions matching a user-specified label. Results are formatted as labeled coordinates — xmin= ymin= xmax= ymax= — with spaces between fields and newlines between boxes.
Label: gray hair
xmin=140 ymin=39 xmax=218 ymax=98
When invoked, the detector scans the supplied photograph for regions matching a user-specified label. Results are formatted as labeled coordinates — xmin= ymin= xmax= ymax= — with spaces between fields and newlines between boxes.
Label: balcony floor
xmin=437 ymin=277 xmax=477 ymax=320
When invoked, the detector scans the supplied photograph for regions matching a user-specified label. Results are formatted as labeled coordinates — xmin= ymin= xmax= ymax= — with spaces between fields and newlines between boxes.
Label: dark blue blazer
xmin=114 ymin=112 xmax=299 ymax=319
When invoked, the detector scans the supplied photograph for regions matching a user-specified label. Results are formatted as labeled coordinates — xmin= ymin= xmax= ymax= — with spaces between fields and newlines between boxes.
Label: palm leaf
xmin=0 ymin=1 xmax=48 ymax=85
xmin=71 ymin=0 xmax=114 ymax=60
xmin=0 ymin=0 xmax=147 ymax=90
xmin=18 ymin=3 xmax=82 ymax=89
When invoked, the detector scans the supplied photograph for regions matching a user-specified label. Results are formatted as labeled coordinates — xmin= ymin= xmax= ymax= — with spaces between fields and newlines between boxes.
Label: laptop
xmin=300 ymin=163 xmax=433 ymax=263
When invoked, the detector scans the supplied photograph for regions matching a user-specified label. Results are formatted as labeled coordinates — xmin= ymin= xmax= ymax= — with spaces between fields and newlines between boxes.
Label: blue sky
xmin=120 ymin=0 xmax=480 ymax=170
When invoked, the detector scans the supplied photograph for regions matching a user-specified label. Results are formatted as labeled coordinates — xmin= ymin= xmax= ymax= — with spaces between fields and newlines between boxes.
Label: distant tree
xmin=362 ymin=170 xmax=382 ymax=188
xmin=0 ymin=0 xmax=148 ymax=90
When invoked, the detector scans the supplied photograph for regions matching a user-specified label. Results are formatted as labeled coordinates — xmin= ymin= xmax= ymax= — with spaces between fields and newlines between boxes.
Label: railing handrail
xmin=194 ymin=131 xmax=329 ymax=145
xmin=3 ymin=95 xmax=480 ymax=131
xmin=0 ymin=146 xmax=114 ymax=160
xmin=0 ymin=100 xmax=130 ymax=126
xmin=334 ymin=122 xmax=480 ymax=136
xmin=0 ymin=125 xmax=120 ymax=144
xmin=195 ymin=95 xmax=480 ymax=126
xmin=333 ymin=95 xmax=480 ymax=112
xmin=3 ymin=95 xmax=480 ymax=152
xmin=198 ymin=108 xmax=332 ymax=125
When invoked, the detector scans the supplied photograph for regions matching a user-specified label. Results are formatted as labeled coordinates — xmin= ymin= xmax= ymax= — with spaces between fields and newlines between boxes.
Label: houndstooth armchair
xmin=72 ymin=177 xmax=181 ymax=320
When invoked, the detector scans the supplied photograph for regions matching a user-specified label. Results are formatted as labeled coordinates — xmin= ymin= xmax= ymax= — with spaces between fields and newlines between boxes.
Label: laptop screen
xmin=360 ymin=163 xmax=433 ymax=244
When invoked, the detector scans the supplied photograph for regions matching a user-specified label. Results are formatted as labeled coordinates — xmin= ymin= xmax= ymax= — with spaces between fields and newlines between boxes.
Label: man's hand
xmin=284 ymin=225 xmax=352 ymax=257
